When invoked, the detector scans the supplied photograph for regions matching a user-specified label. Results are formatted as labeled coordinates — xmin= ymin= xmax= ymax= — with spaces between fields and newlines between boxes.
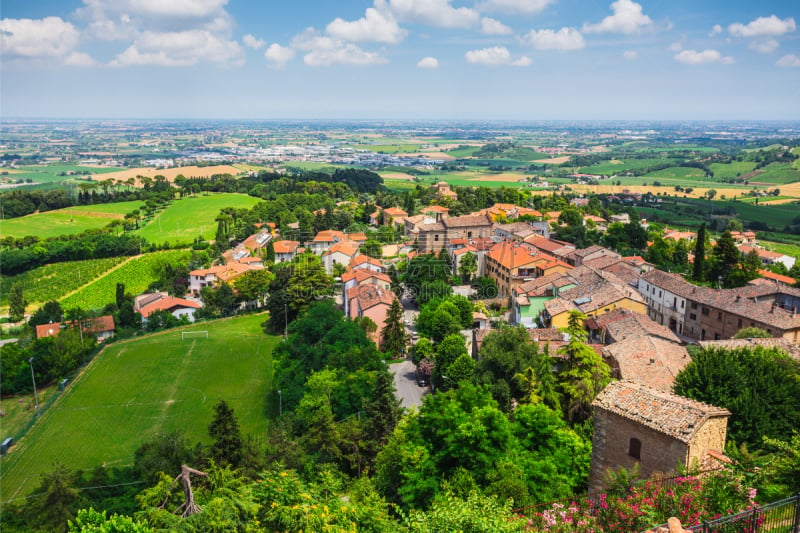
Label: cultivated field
xmin=578 ymin=158 xmax=673 ymax=175
xmin=94 ymin=165 xmax=244 ymax=185
xmin=0 ymin=257 xmax=127 ymax=310
xmin=0 ymin=314 xmax=277 ymax=500
xmin=0 ymin=201 xmax=144 ymax=239
xmin=1 ymin=164 xmax=121 ymax=185
xmin=134 ymin=193 xmax=262 ymax=245
xmin=59 ymin=250 xmax=191 ymax=311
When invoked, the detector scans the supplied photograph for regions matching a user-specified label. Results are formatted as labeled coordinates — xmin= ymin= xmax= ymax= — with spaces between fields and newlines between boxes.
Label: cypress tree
xmin=692 ymin=223 xmax=707 ymax=281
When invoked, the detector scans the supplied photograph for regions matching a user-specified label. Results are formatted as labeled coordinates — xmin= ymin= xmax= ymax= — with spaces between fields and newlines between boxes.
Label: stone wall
xmin=590 ymin=410 xmax=688 ymax=493
xmin=687 ymin=415 xmax=728 ymax=468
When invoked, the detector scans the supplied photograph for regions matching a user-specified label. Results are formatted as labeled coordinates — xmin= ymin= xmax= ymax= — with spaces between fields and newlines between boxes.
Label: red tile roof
xmin=487 ymin=241 xmax=550 ymax=270
xmin=273 ymin=240 xmax=299 ymax=254
xmin=36 ymin=316 xmax=116 ymax=339
xmin=140 ymin=297 xmax=201 ymax=318
xmin=602 ymin=336 xmax=690 ymax=392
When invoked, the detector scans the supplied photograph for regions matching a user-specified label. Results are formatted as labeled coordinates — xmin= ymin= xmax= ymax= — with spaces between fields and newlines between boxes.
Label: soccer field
xmin=0 ymin=314 xmax=276 ymax=501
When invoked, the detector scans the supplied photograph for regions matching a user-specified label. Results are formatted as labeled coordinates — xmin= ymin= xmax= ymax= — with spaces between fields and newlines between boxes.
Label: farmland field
xmin=2 ymin=164 xmax=121 ymax=185
xmin=0 ymin=314 xmax=277 ymax=499
xmin=748 ymin=163 xmax=800 ymax=185
xmin=134 ymin=193 xmax=262 ymax=245
xmin=90 ymin=165 xmax=245 ymax=185
xmin=60 ymin=250 xmax=191 ymax=311
xmin=709 ymin=161 xmax=758 ymax=179
xmin=0 ymin=257 xmax=127 ymax=309
xmin=578 ymin=158 xmax=674 ymax=175
xmin=644 ymin=166 xmax=707 ymax=179
xmin=355 ymin=144 xmax=421 ymax=153
xmin=0 ymin=201 xmax=144 ymax=239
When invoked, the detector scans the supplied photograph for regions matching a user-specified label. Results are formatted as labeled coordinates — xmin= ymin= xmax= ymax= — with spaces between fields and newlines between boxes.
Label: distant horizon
xmin=3 ymin=117 xmax=800 ymax=124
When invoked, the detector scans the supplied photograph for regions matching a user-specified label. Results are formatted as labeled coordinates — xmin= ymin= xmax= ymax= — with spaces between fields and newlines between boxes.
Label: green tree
xmin=410 ymin=337 xmax=434 ymax=365
xmin=434 ymin=334 xmax=468 ymax=390
xmin=8 ymin=282 xmax=26 ymax=322
xmin=380 ymin=298 xmax=407 ymax=359
xmin=25 ymin=463 xmax=81 ymax=532
xmin=558 ymin=311 xmax=611 ymax=423
xmin=362 ymin=239 xmax=382 ymax=259
xmin=232 ymin=269 xmax=273 ymax=306
xmin=362 ymin=369 xmax=402 ymax=455
xmin=692 ymin=223 xmax=707 ymax=281
xmin=733 ymin=326 xmax=771 ymax=339
xmin=458 ymin=252 xmax=478 ymax=283
xmin=68 ymin=508 xmax=155 ymax=532
xmin=208 ymin=400 xmax=243 ymax=467
xmin=28 ymin=300 xmax=64 ymax=327
xmin=115 ymin=283 xmax=126 ymax=309
xmin=264 ymin=239 xmax=275 ymax=263
xmin=403 ymin=490 xmax=528 ymax=533
xmin=710 ymin=230 xmax=741 ymax=287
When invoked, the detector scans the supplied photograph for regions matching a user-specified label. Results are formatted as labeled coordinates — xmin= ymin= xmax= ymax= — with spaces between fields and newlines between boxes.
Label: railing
xmin=646 ymin=493 xmax=800 ymax=533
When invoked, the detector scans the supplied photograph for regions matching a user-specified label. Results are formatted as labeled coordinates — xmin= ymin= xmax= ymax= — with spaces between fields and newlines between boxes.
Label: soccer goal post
xmin=181 ymin=331 xmax=208 ymax=340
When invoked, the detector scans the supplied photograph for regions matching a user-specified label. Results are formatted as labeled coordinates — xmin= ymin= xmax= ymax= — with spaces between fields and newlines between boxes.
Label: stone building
xmin=589 ymin=381 xmax=730 ymax=493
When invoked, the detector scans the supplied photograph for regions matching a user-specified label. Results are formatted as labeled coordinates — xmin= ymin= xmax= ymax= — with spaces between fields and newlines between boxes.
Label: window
xmin=738 ymin=319 xmax=742 ymax=328
xmin=689 ymin=313 xmax=697 ymax=320
xmin=628 ymin=438 xmax=641 ymax=460
xmin=434 ymin=235 xmax=439 ymax=241
xmin=715 ymin=333 xmax=721 ymax=340
xmin=691 ymin=302 xmax=698 ymax=310
xmin=659 ymin=290 xmax=662 ymax=297
xmin=702 ymin=307 xmax=710 ymax=316
xmin=467 ymin=231 xmax=473 ymax=238
xmin=681 ymin=301 xmax=685 ymax=308
xmin=718 ymin=312 xmax=723 ymax=321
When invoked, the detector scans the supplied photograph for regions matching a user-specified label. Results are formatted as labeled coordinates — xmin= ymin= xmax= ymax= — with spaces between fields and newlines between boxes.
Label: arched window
xmin=629 ymin=437 xmax=641 ymax=460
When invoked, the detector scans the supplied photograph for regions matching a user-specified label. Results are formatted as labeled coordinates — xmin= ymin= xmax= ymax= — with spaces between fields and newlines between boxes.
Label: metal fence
xmin=647 ymin=493 xmax=800 ymax=533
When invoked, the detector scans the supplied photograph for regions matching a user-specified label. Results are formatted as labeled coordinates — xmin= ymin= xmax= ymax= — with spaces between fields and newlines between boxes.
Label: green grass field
xmin=1 ymin=201 xmax=144 ymax=239
xmin=644 ymin=166 xmax=707 ymax=179
xmin=6 ymin=164 xmax=120 ymax=184
xmin=134 ymin=193 xmax=261 ymax=245
xmin=0 ymin=257 xmax=127 ymax=308
xmin=0 ymin=314 xmax=277 ymax=500
xmin=760 ymin=240 xmax=800 ymax=258
xmin=748 ymin=163 xmax=800 ymax=185
xmin=355 ymin=144 xmax=421 ymax=153
xmin=578 ymin=158 xmax=674 ymax=175
xmin=709 ymin=161 xmax=758 ymax=179
xmin=443 ymin=146 xmax=479 ymax=158
xmin=60 ymin=250 xmax=191 ymax=311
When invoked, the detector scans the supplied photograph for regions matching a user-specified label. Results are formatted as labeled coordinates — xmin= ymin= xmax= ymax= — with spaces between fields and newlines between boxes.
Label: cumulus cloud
xmin=384 ymin=0 xmax=479 ymax=29
xmin=417 ymin=56 xmax=439 ymax=68
xmin=64 ymin=51 xmax=97 ymax=66
xmin=326 ymin=6 xmax=406 ymax=43
xmin=749 ymin=39 xmax=779 ymax=53
xmin=243 ymin=34 xmax=265 ymax=49
xmin=521 ymin=27 xmax=585 ymax=50
xmin=729 ymin=15 xmax=796 ymax=38
xmin=111 ymin=29 xmax=244 ymax=67
xmin=668 ymin=41 xmax=683 ymax=52
xmin=480 ymin=17 xmax=513 ymax=35
xmin=583 ymin=0 xmax=653 ymax=35
xmin=264 ymin=43 xmax=294 ymax=67
xmin=465 ymin=46 xmax=530 ymax=66
xmin=479 ymin=0 xmax=556 ymax=15
xmin=709 ymin=24 xmax=722 ymax=37
xmin=291 ymin=29 xmax=387 ymax=66
xmin=0 ymin=17 xmax=80 ymax=58
xmin=623 ymin=50 xmax=637 ymax=60
xmin=674 ymin=49 xmax=734 ymax=65
xmin=776 ymin=54 xmax=800 ymax=67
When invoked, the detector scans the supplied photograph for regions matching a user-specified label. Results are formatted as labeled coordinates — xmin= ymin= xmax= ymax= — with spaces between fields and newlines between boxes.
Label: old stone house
xmin=589 ymin=380 xmax=730 ymax=493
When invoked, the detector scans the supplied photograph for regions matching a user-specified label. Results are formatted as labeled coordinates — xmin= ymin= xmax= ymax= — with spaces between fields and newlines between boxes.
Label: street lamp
xmin=28 ymin=357 xmax=39 ymax=417
xmin=277 ymin=390 xmax=282 ymax=417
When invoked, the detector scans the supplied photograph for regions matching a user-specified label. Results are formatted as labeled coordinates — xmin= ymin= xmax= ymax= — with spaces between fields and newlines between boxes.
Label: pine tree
xmin=380 ymin=298 xmax=407 ymax=359
xmin=8 ymin=283 xmax=27 ymax=322
xmin=710 ymin=230 xmax=741 ymax=287
xmin=115 ymin=282 xmax=126 ymax=309
xmin=362 ymin=370 xmax=402 ymax=452
xmin=692 ymin=223 xmax=707 ymax=281
xmin=264 ymin=239 xmax=275 ymax=263
xmin=208 ymin=400 xmax=243 ymax=467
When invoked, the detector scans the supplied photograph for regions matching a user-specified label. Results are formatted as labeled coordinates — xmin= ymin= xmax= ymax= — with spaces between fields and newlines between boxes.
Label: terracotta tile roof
xmin=545 ymin=211 xmax=561 ymax=220
xmin=36 ymin=315 xmax=116 ymax=339
xmin=423 ymin=205 xmax=449 ymax=213
xmin=584 ymin=215 xmax=607 ymax=223
xmin=453 ymin=245 xmax=478 ymax=256
xmin=313 ymin=230 xmax=346 ymax=243
xmin=323 ymin=241 xmax=360 ymax=257
xmin=341 ymin=269 xmax=391 ymax=285
xmin=239 ymin=256 xmax=263 ymax=264
xmin=514 ymin=271 xmax=577 ymax=297
xmin=524 ymin=234 xmax=576 ymax=255
xmin=383 ymin=207 xmax=408 ymax=217
xmin=515 ymin=207 xmax=543 ymax=218
xmin=593 ymin=380 xmax=731 ymax=443
xmin=487 ymin=241 xmax=550 ymax=270
xmin=273 ymin=240 xmax=299 ymax=254
xmin=758 ymin=269 xmax=796 ymax=285
xmin=738 ymin=245 xmax=787 ymax=260
xmin=346 ymin=232 xmax=368 ymax=242
xmin=140 ymin=297 xmax=202 ymax=318
xmin=350 ymin=284 xmax=397 ymax=311
xmin=419 ymin=222 xmax=445 ymax=232
xmin=350 ymin=254 xmax=383 ymax=269
xmin=602 ymin=337 xmax=691 ymax=392
xmin=590 ymin=308 xmax=682 ymax=344
xmin=442 ymin=213 xmax=493 ymax=228
xmin=566 ymin=244 xmax=618 ymax=260
xmin=664 ymin=230 xmax=697 ymax=241
xmin=698 ymin=337 xmax=800 ymax=362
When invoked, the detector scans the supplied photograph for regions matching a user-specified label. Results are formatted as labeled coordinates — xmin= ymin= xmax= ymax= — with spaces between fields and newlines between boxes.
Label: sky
xmin=1 ymin=0 xmax=799 ymax=120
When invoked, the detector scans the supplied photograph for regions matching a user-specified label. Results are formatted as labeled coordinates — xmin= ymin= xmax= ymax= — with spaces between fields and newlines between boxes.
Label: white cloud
xmin=709 ymin=24 xmax=722 ymax=37
xmin=674 ymin=49 xmax=734 ymax=65
xmin=64 ymin=51 xmax=97 ymax=67
xmin=292 ymin=29 xmax=387 ymax=66
xmin=326 ymin=6 xmax=406 ymax=43
xmin=417 ymin=56 xmax=439 ymax=68
xmin=264 ymin=43 xmax=295 ymax=68
xmin=749 ymin=39 xmax=779 ymax=53
xmin=776 ymin=54 xmax=800 ymax=67
xmin=0 ymin=17 xmax=80 ymax=58
xmin=78 ymin=0 xmax=229 ymax=21
xmin=668 ymin=41 xmax=683 ymax=52
xmin=480 ymin=17 xmax=513 ymax=35
xmin=521 ymin=27 xmax=585 ymax=50
xmin=479 ymin=0 xmax=556 ymax=15
xmin=111 ymin=29 xmax=244 ymax=67
xmin=243 ymin=34 xmax=265 ymax=50
xmin=729 ymin=15 xmax=796 ymax=38
xmin=384 ymin=0 xmax=479 ymax=29
xmin=583 ymin=0 xmax=653 ymax=35
xmin=465 ymin=46 xmax=530 ymax=66
xmin=623 ymin=50 xmax=637 ymax=60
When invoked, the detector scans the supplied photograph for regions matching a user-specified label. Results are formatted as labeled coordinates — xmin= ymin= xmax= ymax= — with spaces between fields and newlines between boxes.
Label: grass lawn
xmin=0 ymin=314 xmax=277 ymax=500
xmin=134 ymin=193 xmax=261 ymax=245
xmin=0 ymin=385 xmax=59 ymax=441
xmin=709 ymin=161 xmax=758 ymax=179
xmin=60 ymin=250 xmax=191 ymax=311
xmin=760 ymin=240 xmax=800 ymax=258
xmin=0 ymin=257 xmax=127 ymax=309
xmin=0 ymin=201 xmax=143 ymax=240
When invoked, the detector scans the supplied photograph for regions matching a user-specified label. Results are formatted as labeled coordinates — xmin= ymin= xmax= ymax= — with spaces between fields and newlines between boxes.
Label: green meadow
xmin=578 ymin=158 xmax=674 ymax=175
xmin=0 ymin=314 xmax=277 ymax=499
xmin=0 ymin=201 xmax=144 ymax=239
xmin=5 ymin=164 xmax=120 ymax=184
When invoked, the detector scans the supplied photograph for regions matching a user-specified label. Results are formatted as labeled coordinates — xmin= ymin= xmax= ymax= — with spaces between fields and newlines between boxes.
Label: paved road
xmin=0 ymin=338 xmax=19 ymax=347
xmin=390 ymin=359 xmax=428 ymax=409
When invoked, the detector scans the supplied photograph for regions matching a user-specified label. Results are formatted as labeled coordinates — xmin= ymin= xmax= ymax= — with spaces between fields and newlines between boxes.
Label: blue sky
xmin=1 ymin=0 xmax=798 ymax=120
